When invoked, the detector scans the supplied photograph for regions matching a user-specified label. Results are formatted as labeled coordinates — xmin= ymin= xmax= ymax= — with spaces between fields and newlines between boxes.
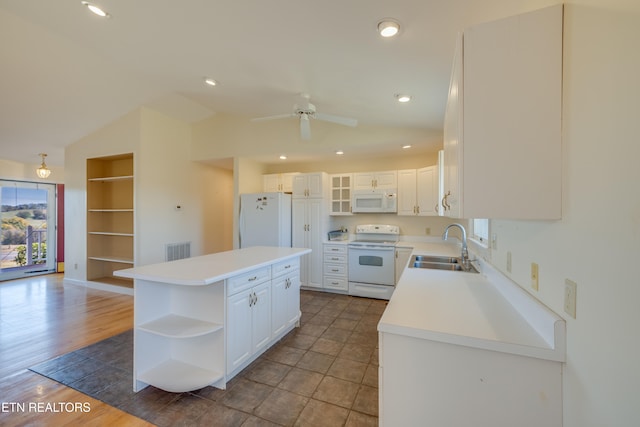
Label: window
xmin=1 ymin=180 xmax=57 ymax=281
xmin=472 ymin=218 xmax=489 ymax=246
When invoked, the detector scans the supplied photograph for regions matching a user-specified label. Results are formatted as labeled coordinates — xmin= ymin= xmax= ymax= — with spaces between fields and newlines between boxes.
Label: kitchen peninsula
xmin=114 ymin=246 xmax=310 ymax=393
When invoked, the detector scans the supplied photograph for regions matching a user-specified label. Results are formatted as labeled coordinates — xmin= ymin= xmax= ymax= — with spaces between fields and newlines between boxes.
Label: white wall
xmin=479 ymin=3 xmax=640 ymax=426
xmin=64 ymin=109 xmax=141 ymax=283
xmin=64 ymin=107 xmax=233 ymax=285
xmin=0 ymin=158 xmax=65 ymax=183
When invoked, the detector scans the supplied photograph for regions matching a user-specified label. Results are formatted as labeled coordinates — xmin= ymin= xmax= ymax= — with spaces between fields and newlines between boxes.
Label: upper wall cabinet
xmin=263 ymin=173 xmax=299 ymax=193
xmin=442 ymin=4 xmax=563 ymax=219
xmin=353 ymin=171 xmax=397 ymax=191
xmin=292 ymin=172 xmax=329 ymax=199
xmin=398 ymin=167 xmax=439 ymax=217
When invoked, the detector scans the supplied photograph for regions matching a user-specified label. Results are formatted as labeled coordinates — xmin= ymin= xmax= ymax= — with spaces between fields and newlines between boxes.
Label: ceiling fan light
xmin=81 ymin=2 xmax=110 ymax=18
xmin=378 ymin=19 xmax=400 ymax=37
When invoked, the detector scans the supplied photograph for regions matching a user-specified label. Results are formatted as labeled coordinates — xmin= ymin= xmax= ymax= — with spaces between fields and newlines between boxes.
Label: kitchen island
xmin=114 ymin=246 xmax=311 ymax=393
xmin=379 ymin=242 xmax=565 ymax=427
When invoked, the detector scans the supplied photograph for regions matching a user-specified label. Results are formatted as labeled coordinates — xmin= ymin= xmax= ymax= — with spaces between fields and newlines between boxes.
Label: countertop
xmin=114 ymin=246 xmax=311 ymax=286
xmin=379 ymin=241 xmax=565 ymax=362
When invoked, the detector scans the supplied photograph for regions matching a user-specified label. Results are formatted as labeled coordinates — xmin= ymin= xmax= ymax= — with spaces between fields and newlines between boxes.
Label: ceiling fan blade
xmin=300 ymin=115 xmax=311 ymax=140
xmin=314 ymin=112 xmax=358 ymax=127
xmin=251 ymin=113 xmax=295 ymax=122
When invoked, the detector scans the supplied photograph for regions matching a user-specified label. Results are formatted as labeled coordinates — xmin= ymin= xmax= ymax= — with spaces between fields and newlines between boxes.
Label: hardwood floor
xmin=0 ymin=274 xmax=153 ymax=426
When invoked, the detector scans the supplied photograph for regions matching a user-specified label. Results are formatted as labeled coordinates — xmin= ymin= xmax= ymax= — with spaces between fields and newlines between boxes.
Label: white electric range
xmin=348 ymin=224 xmax=400 ymax=300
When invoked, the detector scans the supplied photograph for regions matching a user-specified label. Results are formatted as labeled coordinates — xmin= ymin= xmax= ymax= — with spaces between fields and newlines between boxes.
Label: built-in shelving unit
xmin=86 ymin=153 xmax=134 ymax=288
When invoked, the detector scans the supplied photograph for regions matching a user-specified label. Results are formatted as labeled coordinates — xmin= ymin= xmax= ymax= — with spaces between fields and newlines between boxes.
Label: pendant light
xmin=36 ymin=153 xmax=51 ymax=179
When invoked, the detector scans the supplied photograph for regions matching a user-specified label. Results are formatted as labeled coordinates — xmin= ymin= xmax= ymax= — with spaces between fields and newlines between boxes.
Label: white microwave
xmin=352 ymin=189 xmax=398 ymax=213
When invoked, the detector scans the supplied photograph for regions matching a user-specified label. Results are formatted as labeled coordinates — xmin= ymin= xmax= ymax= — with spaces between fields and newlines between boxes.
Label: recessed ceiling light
xmin=335 ymin=150 xmax=344 ymax=155
xmin=81 ymin=2 xmax=110 ymax=18
xmin=402 ymin=145 xmax=412 ymax=149
xmin=396 ymin=94 xmax=412 ymax=103
xmin=279 ymin=155 xmax=287 ymax=160
xmin=204 ymin=78 xmax=217 ymax=87
xmin=377 ymin=19 xmax=400 ymax=37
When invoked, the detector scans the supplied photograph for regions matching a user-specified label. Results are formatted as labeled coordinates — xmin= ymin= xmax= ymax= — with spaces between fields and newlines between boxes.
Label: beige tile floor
xmin=189 ymin=289 xmax=386 ymax=426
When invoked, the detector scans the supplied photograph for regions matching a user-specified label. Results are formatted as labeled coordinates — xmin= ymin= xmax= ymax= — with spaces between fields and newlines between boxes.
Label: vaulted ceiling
xmin=0 ymin=0 xmax=557 ymax=167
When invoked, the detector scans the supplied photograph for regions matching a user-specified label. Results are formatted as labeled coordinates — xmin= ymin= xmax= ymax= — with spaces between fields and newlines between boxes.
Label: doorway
xmin=0 ymin=180 xmax=57 ymax=281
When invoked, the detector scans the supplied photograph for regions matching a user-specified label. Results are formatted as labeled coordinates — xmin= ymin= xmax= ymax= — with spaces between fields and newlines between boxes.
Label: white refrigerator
xmin=239 ymin=192 xmax=292 ymax=248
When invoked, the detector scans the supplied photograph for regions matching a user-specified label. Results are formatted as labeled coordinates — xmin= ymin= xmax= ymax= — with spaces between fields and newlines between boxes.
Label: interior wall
xmin=264 ymin=151 xmax=441 ymax=174
xmin=481 ymin=3 xmax=640 ymax=426
xmin=137 ymin=108 xmax=223 ymax=264
xmin=191 ymin=112 xmax=442 ymax=163
xmin=201 ymin=164 xmax=234 ymax=254
xmin=64 ymin=109 xmax=141 ymax=283
xmin=0 ymin=158 xmax=65 ymax=183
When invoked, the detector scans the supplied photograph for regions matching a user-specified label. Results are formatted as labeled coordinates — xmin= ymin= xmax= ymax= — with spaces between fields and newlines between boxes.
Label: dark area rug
xmin=29 ymin=330 xmax=253 ymax=426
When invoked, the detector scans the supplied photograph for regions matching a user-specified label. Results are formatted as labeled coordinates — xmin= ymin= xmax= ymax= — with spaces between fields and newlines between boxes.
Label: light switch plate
xmin=564 ymin=279 xmax=577 ymax=318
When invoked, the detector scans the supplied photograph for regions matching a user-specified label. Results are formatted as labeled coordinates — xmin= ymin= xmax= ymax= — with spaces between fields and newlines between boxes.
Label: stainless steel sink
xmin=412 ymin=255 xmax=459 ymax=264
xmin=409 ymin=255 xmax=479 ymax=273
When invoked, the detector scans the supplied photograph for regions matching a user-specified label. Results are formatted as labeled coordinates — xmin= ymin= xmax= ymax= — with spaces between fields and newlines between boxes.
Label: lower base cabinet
xmin=379 ymin=332 xmax=562 ymax=427
xmin=272 ymin=270 xmax=301 ymax=338
xmin=226 ymin=281 xmax=271 ymax=375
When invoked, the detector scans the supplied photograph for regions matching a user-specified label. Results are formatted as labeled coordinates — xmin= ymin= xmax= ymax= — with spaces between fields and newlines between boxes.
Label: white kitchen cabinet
xmin=226 ymin=268 xmax=272 ymax=376
xmin=263 ymin=172 xmax=299 ymax=193
xmin=397 ymin=166 xmax=439 ymax=216
xmin=292 ymin=172 xmax=328 ymax=198
xmin=329 ymin=174 xmax=352 ymax=215
xmin=292 ymin=198 xmax=328 ymax=289
xmin=394 ymin=246 xmax=413 ymax=284
xmin=353 ymin=170 xmax=397 ymax=191
xmin=271 ymin=258 xmax=301 ymax=338
xmin=323 ymin=243 xmax=348 ymax=292
xmin=380 ymin=333 xmax=562 ymax=427
xmin=442 ymin=4 xmax=562 ymax=219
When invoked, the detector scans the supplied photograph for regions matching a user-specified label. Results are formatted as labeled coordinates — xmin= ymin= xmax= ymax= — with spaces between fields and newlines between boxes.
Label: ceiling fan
xmin=251 ymin=93 xmax=357 ymax=140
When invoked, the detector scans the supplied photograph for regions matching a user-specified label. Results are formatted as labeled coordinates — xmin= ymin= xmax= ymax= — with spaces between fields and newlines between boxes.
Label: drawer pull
xmin=331 ymin=269 xmax=339 ymax=272
xmin=248 ymin=276 xmax=258 ymax=281
xmin=284 ymin=264 xmax=291 ymax=269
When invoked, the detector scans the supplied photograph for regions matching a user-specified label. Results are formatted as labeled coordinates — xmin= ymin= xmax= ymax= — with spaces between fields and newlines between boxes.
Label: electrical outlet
xmin=74 ymin=263 xmax=78 ymax=270
xmin=425 ymin=227 xmax=431 ymax=235
xmin=531 ymin=263 xmax=539 ymax=291
xmin=564 ymin=279 xmax=577 ymax=318
xmin=506 ymin=252 xmax=512 ymax=273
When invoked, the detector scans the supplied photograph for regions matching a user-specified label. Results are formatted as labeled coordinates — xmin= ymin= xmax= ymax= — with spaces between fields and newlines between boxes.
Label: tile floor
xmin=32 ymin=290 xmax=386 ymax=426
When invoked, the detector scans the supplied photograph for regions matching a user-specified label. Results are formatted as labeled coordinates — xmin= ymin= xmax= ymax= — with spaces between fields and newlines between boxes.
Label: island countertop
xmin=114 ymin=246 xmax=311 ymax=286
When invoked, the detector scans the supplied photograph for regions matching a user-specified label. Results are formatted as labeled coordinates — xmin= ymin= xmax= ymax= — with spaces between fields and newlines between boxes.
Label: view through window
xmin=1 ymin=180 xmax=56 ymax=281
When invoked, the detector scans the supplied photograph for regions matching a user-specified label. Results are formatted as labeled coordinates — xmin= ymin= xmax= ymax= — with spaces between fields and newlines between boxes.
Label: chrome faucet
xmin=443 ymin=223 xmax=469 ymax=267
